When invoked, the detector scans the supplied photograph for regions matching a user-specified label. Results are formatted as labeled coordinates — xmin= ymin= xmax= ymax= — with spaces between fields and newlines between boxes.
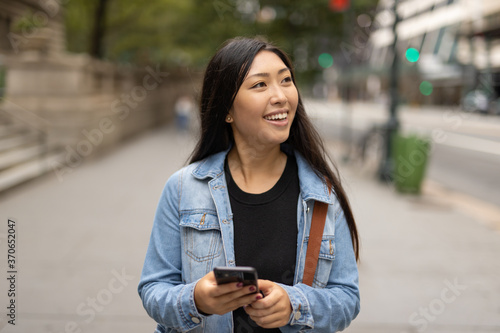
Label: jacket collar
xmin=191 ymin=147 xmax=333 ymax=204
xmin=295 ymin=151 xmax=333 ymax=204
xmin=191 ymin=149 xmax=229 ymax=180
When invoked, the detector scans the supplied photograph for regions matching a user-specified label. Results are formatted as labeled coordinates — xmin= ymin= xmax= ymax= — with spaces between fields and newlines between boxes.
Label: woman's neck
xmin=227 ymin=144 xmax=287 ymax=194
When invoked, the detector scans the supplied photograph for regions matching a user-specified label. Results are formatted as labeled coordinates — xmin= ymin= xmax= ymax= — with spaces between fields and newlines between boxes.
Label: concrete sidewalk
xmin=0 ymin=125 xmax=499 ymax=333
xmin=338 ymin=151 xmax=500 ymax=333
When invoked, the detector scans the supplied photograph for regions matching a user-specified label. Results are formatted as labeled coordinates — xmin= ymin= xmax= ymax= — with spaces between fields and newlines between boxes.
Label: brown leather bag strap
xmin=302 ymin=186 xmax=331 ymax=286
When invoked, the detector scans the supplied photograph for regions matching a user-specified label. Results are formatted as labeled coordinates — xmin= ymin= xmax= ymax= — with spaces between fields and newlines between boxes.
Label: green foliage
xmin=12 ymin=10 xmax=46 ymax=33
xmin=64 ymin=1 xmax=96 ymax=54
xmin=64 ymin=0 xmax=378 ymax=81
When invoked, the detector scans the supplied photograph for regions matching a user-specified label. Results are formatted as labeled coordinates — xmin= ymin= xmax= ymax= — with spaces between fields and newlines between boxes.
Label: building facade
xmin=0 ymin=0 xmax=197 ymax=192
xmin=366 ymin=0 xmax=500 ymax=108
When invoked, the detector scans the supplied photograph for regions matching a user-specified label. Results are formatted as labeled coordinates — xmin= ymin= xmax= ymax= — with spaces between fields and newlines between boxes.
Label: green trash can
xmin=392 ymin=133 xmax=431 ymax=194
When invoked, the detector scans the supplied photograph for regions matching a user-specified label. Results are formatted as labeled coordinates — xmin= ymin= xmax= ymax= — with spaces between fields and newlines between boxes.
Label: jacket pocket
xmin=308 ymin=235 xmax=335 ymax=288
xmin=180 ymin=212 xmax=222 ymax=262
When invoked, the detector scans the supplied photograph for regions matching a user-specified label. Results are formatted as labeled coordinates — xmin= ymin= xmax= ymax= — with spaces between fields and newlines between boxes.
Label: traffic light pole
xmin=378 ymin=0 xmax=400 ymax=182
xmin=341 ymin=3 xmax=354 ymax=162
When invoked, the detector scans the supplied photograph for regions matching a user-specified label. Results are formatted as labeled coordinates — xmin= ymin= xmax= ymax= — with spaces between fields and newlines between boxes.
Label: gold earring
xmin=226 ymin=115 xmax=232 ymax=122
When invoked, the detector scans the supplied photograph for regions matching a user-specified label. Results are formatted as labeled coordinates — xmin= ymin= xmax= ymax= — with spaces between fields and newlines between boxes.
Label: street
xmin=0 ymin=117 xmax=499 ymax=332
xmin=306 ymin=100 xmax=500 ymax=208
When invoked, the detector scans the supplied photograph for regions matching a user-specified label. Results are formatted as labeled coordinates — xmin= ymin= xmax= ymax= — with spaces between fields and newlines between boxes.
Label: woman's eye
xmin=282 ymin=76 xmax=292 ymax=84
xmin=252 ymin=82 xmax=266 ymax=88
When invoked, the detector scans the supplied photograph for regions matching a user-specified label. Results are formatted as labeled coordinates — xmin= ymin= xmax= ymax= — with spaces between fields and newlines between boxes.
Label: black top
xmin=225 ymin=153 xmax=300 ymax=332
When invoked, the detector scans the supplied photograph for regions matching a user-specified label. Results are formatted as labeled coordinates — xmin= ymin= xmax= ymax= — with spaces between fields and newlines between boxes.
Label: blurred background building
xmin=350 ymin=0 xmax=500 ymax=111
xmin=0 ymin=0 xmax=195 ymax=192
xmin=1 ymin=0 xmax=500 ymax=193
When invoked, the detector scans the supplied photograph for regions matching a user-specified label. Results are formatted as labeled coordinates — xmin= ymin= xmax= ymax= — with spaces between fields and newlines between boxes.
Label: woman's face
xmin=227 ymin=50 xmax=298 ymax=152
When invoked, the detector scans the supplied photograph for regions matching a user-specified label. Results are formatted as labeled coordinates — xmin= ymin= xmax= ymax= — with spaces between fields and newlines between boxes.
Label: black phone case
xmin=213 ymin=266 xmax=258 ymax=288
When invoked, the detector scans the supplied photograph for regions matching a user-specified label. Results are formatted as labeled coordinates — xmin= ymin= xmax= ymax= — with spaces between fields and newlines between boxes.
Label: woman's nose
xmin=270 ymin=85 xmax=288 ymax=105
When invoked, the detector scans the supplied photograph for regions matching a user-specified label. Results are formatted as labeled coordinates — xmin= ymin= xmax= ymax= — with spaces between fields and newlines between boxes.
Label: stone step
xmin=0 ymin=150 xmax=64 ymax=193
xmin=0 ymin=132 xmax=40 ymax=152
xmin=0 ymin=143 xmax=46 ymax=170
xmin=0 ymin=124 xmax=32 ymax=139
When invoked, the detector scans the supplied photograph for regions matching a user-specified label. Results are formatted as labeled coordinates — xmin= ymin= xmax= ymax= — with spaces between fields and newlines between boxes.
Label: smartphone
xmin=213 ymin=266 xmax=259 ymax=293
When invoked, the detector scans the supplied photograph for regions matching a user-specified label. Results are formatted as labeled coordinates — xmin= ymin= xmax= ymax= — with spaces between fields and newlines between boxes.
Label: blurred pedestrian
xmin=174 ymin=95 xmax=195 ymax=132
xmin=138 ymin=37 xmax=360 ymax=333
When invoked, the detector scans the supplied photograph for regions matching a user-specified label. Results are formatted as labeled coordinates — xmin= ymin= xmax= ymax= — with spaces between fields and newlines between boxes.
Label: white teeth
xmin=265 ymin=112 xmax=287 ymax=120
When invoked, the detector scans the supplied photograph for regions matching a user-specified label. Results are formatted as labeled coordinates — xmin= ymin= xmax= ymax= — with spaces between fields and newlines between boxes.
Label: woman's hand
xmin=194 ymin=271 xmax=263 ymax=316
xmin=245 ymin=279 xmax=292 ymax=328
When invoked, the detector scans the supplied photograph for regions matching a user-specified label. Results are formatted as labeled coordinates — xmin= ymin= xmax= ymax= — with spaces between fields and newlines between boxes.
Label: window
xmin=434 ymin=27 xmax=446 ymax=55
xmin=421 ymin=29 xmax=439 ymax=55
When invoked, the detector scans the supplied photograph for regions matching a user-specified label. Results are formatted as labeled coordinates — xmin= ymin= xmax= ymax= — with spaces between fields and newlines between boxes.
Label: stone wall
xmin=0 ymin=0 xmax=201 ymax=162
xmin=0 ymin=0 xmax=202 ymax=191
xmin=2 ymin=52 xmax=201 ymax=157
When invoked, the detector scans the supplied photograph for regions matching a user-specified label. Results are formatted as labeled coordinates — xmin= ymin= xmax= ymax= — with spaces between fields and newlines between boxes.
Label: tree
xmin=90 ymin=0 xmax=109 ymax=59
xmin=64 ymin=0 xmax=379 ymax=82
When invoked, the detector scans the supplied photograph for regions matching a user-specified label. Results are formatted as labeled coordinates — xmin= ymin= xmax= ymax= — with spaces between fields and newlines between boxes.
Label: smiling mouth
xmin=263 ymin=112 xmax=288 ymax=121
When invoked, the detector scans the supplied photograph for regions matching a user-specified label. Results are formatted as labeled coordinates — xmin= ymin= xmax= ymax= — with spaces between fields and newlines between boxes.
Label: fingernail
xmin=249 ymin=286 xmax=256 ymax=292
xmin=236 ymin=282 xmax=244 ymax=288
xmin=255 ymin=294 xmax=262 ymax=300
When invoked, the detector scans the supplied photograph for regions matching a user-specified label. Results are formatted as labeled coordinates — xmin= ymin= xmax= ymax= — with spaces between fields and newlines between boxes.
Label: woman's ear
xmin=225 ymin=113 xmax=233 ymax=123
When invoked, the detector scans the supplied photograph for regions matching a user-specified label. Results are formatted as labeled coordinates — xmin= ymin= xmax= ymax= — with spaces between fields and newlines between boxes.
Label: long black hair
xmin=189 ymin=37 xmax=359 ymax=261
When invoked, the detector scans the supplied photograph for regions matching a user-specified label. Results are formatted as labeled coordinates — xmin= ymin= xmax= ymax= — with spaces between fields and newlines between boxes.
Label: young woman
xmin=138 ymin=37 xmax=360 ymax=333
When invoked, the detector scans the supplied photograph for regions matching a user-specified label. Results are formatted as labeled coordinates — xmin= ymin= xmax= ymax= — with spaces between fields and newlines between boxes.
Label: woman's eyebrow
xmin=245 ymin=67 xmax=290 ymax=80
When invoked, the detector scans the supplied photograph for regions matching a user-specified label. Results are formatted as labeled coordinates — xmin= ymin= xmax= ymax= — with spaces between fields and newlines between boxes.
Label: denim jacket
xmin=138 ymin=148 xmax=360 ymax=332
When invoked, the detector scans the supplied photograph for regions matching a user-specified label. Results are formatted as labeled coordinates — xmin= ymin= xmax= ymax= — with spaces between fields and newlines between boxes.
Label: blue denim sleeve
xmin=137 ymin=170 xmax=205 ymax=331
xmin=279 ymin=209 xmax=360 ymax=332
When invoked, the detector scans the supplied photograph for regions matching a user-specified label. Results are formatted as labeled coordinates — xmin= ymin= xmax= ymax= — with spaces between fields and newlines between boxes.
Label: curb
xmin=423 ymin=180 xmax=500 ymax=234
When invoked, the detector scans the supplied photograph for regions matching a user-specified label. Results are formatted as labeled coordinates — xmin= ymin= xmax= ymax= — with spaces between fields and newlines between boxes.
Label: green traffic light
xmin=406 ymin=48 xmax=420 ymax=63
xmin=419 ymin=81 xmax=433 ymax=96
xmin=318 ymin=53 xmax=334 ymax=68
